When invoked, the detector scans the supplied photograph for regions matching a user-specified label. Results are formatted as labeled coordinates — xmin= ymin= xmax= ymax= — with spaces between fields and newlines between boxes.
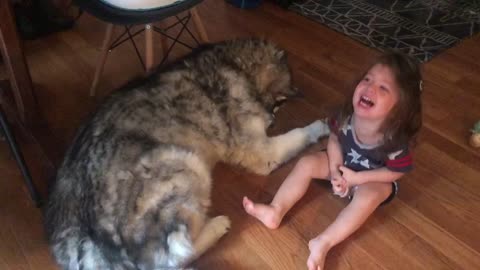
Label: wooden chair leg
xmin=190 ymin=6 xmax=208 ymax=43
xmin=145 ymin=24 xmax=154 ymax=72
xmin=0 ymin=0 xmax=36 ymax=125
xmin=0 ymin=107 xmax=42 ymax=207
xmin=90 ymin=23 xmax=114 ymax=96
xmin=159 ymin=24 xmax=169 ymax=61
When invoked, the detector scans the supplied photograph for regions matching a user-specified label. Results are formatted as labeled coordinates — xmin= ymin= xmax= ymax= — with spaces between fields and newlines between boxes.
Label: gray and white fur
xmin=44 ymin=39 xmax=329 ymax=270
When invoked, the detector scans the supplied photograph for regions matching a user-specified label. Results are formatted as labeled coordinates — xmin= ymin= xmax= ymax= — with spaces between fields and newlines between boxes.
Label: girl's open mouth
xmin=359 ymin=95 xmax=374 ymax=107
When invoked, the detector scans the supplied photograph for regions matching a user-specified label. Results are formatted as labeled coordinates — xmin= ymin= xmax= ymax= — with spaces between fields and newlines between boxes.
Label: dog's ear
xmin=265 ymin=66 xmax=296 ymax=96
xmin=267 ymin=78 xmax=295 ymax=97
xmin=256 ymin=49 xmax=297 ymax=112
xmin=257 ymin=64 xmax=291 ymax=93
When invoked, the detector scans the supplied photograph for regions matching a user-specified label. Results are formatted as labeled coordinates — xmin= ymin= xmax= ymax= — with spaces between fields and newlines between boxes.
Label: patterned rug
xmin=289 ymin=0 xmax=480 ymax=61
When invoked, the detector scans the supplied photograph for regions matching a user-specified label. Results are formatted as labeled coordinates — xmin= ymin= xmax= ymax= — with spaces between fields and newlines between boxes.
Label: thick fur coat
xmin=44 ymin=39 xmax=329 ymax=270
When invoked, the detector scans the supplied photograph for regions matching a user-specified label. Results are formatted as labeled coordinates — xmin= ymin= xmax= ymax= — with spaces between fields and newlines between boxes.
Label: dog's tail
xmin=43 ymin=151 xmax=208 ymax=270
xmin=45 ymin=208 xmax=199 ymax=269
xmin=49 ymin=228 xmax=111 ymax=270
xmin=44 ymin=185 xmax=113 ymax=270
xmin=47 ymin=222 xmax=197 ymax=270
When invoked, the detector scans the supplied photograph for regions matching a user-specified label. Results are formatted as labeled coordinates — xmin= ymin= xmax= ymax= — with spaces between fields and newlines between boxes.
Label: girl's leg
xmin=306 ymin=182 xmax=392 ymax=270
xmin=243 ymin=152 xmax=330 ymax=229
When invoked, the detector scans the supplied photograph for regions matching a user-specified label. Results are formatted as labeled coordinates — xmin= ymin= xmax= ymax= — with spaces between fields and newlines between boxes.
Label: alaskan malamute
xmin=44 ymin=39 xmax=329 ymax=270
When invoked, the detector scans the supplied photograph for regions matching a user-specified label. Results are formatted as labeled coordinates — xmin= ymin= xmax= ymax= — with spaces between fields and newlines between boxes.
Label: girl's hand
xmin=338 ymin=165 xmax=362 ymax=186
xmin=331 ymin=174 xmax=348 ymax=197
xmin=330 ymin=169 xmax=342 ymax=181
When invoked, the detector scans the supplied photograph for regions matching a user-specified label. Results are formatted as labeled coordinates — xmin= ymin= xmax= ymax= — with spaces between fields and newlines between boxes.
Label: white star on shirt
xmin=347 ymin=148 xmax=361 ymax=164
xmin=360 ymin=159 xmax=370 ymax=169
xmin=342 ymin=124 xmax=351 ymax=136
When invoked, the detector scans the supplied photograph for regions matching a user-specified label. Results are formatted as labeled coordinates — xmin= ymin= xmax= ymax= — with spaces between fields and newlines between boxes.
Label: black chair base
xmin=74 ymin=0 xmax=202 ymax=25
xmin=108 ymin=11 xmax=200 ymax=70
xmin=0 ymin=107 xmax=42 ymax=207
xmin=74 ymin=0 xmax=207 ymax=96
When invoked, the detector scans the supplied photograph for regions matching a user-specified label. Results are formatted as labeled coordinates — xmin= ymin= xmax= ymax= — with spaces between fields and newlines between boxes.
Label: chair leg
xmin=145 ymin=24 xmax=154 ymax=72
xmin=90 ymin=23 xmax=114 ymax=96
xmin=145 ymin=21 xmax=172 ymax=71
xmin=158 ymin=24 xmax=169 ymax=62
xmin=190 ymin=6 xmax=208 ymax=43
xmin=0 ymin=0 xmax=37 ymax=125
xmin=0 ymin=107 xmax=41 ymax=207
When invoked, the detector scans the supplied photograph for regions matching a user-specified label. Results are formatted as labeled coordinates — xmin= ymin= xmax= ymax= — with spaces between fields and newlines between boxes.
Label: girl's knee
xmin=298 ymin=155 xmax=318 ymax=169
xmin=297 ymin=152 xmax=329 ymax=179
xmin=354 ymin=183 xmax=392 ymax=206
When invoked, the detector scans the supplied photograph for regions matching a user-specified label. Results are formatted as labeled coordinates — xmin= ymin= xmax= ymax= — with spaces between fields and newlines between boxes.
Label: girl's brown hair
xmin=337 ymin=50 xmax=423 ymax=155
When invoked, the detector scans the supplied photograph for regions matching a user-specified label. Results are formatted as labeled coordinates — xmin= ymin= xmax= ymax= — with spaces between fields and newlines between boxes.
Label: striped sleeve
xmin=328 ymin=116 xmax=339 ymax=135
xmin=385 ymin=146 xmax=413 ymax=173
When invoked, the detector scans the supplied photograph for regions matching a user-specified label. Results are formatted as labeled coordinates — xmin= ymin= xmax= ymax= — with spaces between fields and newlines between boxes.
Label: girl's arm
xmin=327 ymin=133 xmax=344 ymax=177
xmin=327 ymin=133 xmax=349 ymax=196
xmin=339 ymin=166 xmax=404 ymax=186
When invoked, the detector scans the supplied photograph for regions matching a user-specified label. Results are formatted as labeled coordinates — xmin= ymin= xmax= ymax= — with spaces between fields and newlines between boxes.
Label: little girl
xmin=243 ymin=51 xmax=423 ymax=270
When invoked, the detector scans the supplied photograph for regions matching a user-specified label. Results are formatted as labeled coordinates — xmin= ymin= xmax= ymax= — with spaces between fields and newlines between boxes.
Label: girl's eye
xmin=363 ymin=77 xmax=370 ymax=82
xmin=380 ymin=85 xmax=389 ymax=92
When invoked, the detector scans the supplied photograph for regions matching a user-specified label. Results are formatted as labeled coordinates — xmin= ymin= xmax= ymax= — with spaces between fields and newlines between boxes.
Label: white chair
xmin=74 ymin=0 xmax=208 ymax=95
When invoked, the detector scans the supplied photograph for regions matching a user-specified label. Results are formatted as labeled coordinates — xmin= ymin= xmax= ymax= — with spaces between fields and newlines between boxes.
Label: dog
xmin=44 ymin=39 xmax=330 ymax=270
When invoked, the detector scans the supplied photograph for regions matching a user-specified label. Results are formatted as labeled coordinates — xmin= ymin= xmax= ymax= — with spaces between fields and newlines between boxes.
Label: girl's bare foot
xmin=242 ymin=196 xmax=282 ymax=229
xmin=307 ymin=236 xmax=332 ymax=270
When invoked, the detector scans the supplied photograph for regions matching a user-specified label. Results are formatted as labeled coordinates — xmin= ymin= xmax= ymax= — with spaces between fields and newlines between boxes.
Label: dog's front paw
xmin=306 ymin=119 xmax=330 ymax=143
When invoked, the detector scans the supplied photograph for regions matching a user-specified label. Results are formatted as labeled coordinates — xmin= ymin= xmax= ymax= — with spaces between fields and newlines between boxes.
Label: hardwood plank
xmin=415 ymin=142 xmax=480 ymax=194
xmin=1 ymin=0 xmax=479 ymax=269
xmin=392 ymin=201 xmax=480 ymax=269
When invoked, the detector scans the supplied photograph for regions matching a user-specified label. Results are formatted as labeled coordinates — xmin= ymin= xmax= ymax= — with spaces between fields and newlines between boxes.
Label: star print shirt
xmin=329 ymin=116 xmax=413 ymax=173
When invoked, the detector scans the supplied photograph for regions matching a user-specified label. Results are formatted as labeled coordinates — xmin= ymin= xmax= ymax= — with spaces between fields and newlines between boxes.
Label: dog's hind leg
xmin=192 ymin=216 xmax=231 ymax=256
xmin=180 ymin=216 xmax=231 ymax=268
xmin=240 ymin=119 xmax=329 ymax=175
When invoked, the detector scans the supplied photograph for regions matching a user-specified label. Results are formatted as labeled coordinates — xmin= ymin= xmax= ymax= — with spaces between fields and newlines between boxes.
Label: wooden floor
xmin=1 ymin=1 xmax=479 ymax=269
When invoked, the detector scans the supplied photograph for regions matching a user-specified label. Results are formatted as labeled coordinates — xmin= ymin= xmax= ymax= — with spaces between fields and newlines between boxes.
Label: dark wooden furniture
xmin=0 ymin=0 xmax=37 ymax=126
xmin=0 ymin=105 xmax=41 ymax=206
xmin=0 ymin=0 xmax=56 ymax=206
